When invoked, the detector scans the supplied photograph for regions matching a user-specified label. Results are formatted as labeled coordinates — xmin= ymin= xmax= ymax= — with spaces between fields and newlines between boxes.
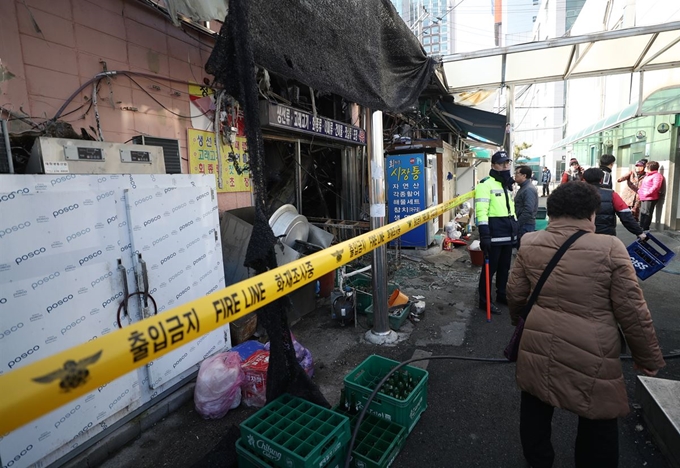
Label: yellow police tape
xmin=0 ymin=191 xmax=474 ymax=434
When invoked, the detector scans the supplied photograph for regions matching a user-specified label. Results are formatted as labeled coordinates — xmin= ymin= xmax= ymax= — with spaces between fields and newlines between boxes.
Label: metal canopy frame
xmin=442 ymin=21 xmax=680 ymax=92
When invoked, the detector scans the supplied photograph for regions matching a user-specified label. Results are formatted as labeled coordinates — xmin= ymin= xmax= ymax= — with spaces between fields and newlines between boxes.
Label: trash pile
xmin=193 ymin=333 xmax=315 ymax=418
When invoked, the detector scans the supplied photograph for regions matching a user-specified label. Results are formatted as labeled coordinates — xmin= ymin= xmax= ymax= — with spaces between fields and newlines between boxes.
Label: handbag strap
xmin=520 ymin=230 xmax=587 ymax=319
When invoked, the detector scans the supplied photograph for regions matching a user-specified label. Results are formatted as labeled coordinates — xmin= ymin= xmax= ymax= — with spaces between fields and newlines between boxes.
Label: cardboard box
xmin=230 ymin=313 xmax=258 ymax=345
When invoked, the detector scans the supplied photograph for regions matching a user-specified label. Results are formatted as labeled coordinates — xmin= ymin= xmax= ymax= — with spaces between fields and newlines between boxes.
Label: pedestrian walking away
xmin=514 ymin=165 xmax=538 ymax=249
xmin=561 ymin=158 xmax=584 ymax=184
xmin=507 ymin=182 xmax=665 ymax=468
xmin=541 ymin=166 xmax=551 ymax=197
xmin=583 ymin=168 xmax=646 ymax=239
xmin=599 ymin=154 xmax=616 ymax=189
xmin=638 ymin=161 xmax=665 ymax=230
xmin=617 ymin=159 xmax=647 ymax=221
xmin=475 ymin=150 xmax=518 ymax=315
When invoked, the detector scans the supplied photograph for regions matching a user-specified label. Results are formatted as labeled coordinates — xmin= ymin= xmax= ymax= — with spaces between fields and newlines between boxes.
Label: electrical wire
xmin=120 ymin=72 xmax=212 ymax=120
xmin=342 ymin=350 xmax=679 ymax=468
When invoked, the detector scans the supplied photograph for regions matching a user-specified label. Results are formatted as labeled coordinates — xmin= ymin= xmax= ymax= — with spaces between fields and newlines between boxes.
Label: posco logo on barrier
xmin=172 ymin=202 xmax=187 ymax=213
xmin=172 ymin=353 xmax=188 ymax=369
xmin=53 ymin=204 xmax=80 ymax=219
xmin=160 ymin=252 xmax=177 ymax=265
xmin=179 ymin=220 xmax=193 ymax=231
xmin=61 ymin=316 xmax=86 ymax=335
xmin=91 ymin=271 xmax=112 ymax=288
xmin=196 ymin=191 xmax=210 ymax=201
xmin=0 ymin=188 xmax=30 ymax=203
xmin=144 ymin=215 xmax=161 ymax=227
xmin=102 ymin=291 xmax=123 ymax=309
xmin=193 ymin=254 xmax=206 ymax=266
xmin=67 ymin=228 xmax=91 ymax=243
xmin=134 ymin=195 xmax=153 ymax=206
xmin=54 ymin=405 xmax=82 ymax=429
xmin=15 ymin=247 xmax=47 ymax=265
xmin=168 ymin=269 xmax=184 ymax=283
xmin=47 ymin=294 xmax=74 ymax=313
xmin=0 ymin=322 xmax=23 ymax=340
xmin=153 ymin=234 xmax=169 ymax=247
xmin=79 ymin=250 xmax=102 ymax=266
xmin=107 ymin=215 xmax=118 ymax=225
xmin=96 ymin=190 xmax=115 ymax=202
xmin=50 ymin=174 xmax=76 ymax=186
xmin=8 ymin=345 xmax=40 ymax=369
xmin=3 ymin=444 xmax=33 ymax=467
xmin=0 ymin=221 xmax=31 ymax=239
xmin=32 ymin=271 xmax=60 ymax=290
xmin=186 ymin=237 xmax=200 ymax=249
xmin=70 ymin=421 xmax=93 ymax=441
xmin=176 ymin=286 xmax=190 ymax=300
xmin=109 ymin=389 xmax=130 ymax=410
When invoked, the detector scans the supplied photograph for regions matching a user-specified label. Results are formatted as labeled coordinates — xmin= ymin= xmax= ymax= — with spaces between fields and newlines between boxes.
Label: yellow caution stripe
xmin=0 ymin=191 xmax=474 ymax=434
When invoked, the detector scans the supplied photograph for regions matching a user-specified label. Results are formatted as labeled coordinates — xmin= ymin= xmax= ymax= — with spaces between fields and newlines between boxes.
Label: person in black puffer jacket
xmin=583 ymin=168 xmax=646 ymax=240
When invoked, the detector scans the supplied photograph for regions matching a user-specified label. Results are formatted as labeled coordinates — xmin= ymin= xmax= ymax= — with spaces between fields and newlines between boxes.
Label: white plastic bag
xmin=469 ymin=240 xmax=481 ymax=251
xmin=194 ymin=351 xmax=245 ymax=419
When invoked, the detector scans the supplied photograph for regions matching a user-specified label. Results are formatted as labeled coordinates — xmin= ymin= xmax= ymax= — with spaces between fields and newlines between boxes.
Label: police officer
xmin=476 ymin=150 xmax=518 ymax=315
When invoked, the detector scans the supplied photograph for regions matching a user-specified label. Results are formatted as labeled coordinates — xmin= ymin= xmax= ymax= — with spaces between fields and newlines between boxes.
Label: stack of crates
xmin=334 ymin=354 xmax=429 ymax=467
xmin=237 ymin=394 xmax=350 ymax=468
xmin=344 ymin=274 xmax=399 ymax=315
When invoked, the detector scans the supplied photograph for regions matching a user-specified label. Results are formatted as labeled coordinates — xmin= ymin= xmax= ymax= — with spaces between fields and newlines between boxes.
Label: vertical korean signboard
xmin=386 ymin=154 xmax=427 ymax=248
xmin=187 ymin=129 xmax=251 ymax=193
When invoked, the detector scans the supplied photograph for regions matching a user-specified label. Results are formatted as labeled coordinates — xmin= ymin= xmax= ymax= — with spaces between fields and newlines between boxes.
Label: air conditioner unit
xmin=131 ymin=135 xmax=182 ymax=174
xmin=0 ymin=119 xmax=14 ymax=174
xmin=26 ymin=137 xmax=166 ymax=174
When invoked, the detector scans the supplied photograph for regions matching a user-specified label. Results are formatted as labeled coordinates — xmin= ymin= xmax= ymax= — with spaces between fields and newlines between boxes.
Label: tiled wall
xmin=0 ymin=0 xmax=252 ymax=210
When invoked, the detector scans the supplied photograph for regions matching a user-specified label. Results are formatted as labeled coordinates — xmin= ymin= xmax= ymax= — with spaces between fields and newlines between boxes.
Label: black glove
xmin=480 ymin=237 xmax=491 ymax=255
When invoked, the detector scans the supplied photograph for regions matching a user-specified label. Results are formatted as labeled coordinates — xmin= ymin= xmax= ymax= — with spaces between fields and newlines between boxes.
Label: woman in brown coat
xmin=507 ymin=182 xmax=665 ymax=468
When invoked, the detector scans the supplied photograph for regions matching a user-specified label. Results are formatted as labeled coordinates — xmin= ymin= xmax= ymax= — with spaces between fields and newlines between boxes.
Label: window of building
xmin=423 ymin=37 xmax=431 ymax=44
xmin=432 ymin=27 xmax=439 ymax=34
xmin=432 ymin=44 xmax=440 ymax=52
xmin=533 ymin=0 xmax=539 ymax=4
xmin=424 ymin=45 xmax=431 ymax=53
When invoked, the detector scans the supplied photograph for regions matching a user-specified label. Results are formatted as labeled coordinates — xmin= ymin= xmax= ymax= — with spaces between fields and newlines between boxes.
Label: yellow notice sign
xmin=187 ymin=129 xmax=251 ymax=193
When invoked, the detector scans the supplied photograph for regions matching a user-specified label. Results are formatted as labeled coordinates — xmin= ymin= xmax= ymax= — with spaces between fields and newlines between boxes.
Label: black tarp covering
xmin=435 ymin=101 xmax=506 ymax=145
xmin=206 ymin=0 xmax=435 ymax=113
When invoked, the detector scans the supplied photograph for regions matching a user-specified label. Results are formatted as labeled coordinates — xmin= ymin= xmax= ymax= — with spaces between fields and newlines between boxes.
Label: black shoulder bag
xmin=504 ymin=230 xmax=587 ymax=362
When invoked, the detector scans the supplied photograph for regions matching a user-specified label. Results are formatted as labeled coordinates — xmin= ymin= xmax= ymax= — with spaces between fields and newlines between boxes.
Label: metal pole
xmin=505 ymin=84 xmax=515 ymax=158
xmin=367 ymin=109 xmax=391 ymax=336
xmin=295 ymin=139 xmax=302 ymax=213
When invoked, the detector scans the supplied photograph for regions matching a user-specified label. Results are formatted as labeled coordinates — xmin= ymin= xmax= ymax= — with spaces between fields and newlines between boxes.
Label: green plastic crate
xmin=333 ymin=408 xmax=407 ymax=468
xmin=343 ymin=355 xmax=428 ymax=434
xmin=364 ymin=303 xmax=411 ymax=330
xmin=235 ymin=439 xmax=346 ymax=468
xmin=345 ymin=275 xmax=399 ymax=315
xmin=240 ymin=394 xmax=350 ymax=468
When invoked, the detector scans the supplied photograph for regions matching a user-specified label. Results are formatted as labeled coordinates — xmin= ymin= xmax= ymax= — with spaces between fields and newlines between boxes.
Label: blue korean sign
xmin=386 ymin=153 xmax=427 ymax=248
xmin=261 ymin=102 xmax=366 ymax=145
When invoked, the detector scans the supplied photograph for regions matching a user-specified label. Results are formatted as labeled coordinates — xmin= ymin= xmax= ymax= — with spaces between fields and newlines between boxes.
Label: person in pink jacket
xmin=637 ymin=161 xmax=665 ymax=230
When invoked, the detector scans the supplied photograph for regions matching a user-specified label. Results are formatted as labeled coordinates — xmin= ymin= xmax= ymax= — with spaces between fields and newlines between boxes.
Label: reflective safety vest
xmin=475 ymin=176 xmax=518 ymax=245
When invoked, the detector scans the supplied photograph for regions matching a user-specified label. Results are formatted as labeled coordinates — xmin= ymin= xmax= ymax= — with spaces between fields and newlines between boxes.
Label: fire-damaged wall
xmin=0 ymin=0 xmax=252 ymax=211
